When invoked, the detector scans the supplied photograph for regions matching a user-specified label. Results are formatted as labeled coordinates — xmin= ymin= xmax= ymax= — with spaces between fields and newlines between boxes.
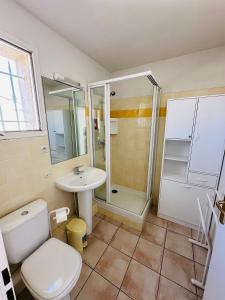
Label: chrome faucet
xmin=74 ymin=165 xmax=84 ymax=175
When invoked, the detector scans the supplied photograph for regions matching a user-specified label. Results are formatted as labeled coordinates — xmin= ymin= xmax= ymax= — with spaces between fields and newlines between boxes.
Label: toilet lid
xmin=21 ymin=238 xmax=82 ymax=299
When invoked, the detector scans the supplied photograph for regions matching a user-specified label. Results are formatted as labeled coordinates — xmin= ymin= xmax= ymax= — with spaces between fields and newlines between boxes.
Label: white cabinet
xmin=189 ymin=95 xmax=225 ymax=175
xmin=46 ymin=110 xmax=72 ymax=163
xmin=54 ymin=110 xmax=65 ymax=134
xmin=165 ymin=98 xmax=196 ymax=139
xmin=159 ymin=179 xmax=215 ymax=226
xmin=159 ymin=94 xmax=225 ymax=228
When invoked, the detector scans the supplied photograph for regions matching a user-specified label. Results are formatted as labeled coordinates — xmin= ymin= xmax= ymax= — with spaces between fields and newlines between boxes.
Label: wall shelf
xmin=163 ymin=159 xmax=188 ymax=183
xmin=166 ymin=138 xmax=192 ymax=142
xmin=162 ymin=173 xmax=187 ymax=182
xmin=164 ymin=155 xmax=189 ymax=162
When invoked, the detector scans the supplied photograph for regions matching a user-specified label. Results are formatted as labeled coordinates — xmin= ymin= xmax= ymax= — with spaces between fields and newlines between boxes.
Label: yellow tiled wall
xmin=110 ymin=96 xmax=152 ymax=192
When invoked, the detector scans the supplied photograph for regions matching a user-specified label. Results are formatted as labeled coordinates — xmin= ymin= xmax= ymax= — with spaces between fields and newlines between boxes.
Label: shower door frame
xmin=88 ymin=71 xmax=160 ymax=211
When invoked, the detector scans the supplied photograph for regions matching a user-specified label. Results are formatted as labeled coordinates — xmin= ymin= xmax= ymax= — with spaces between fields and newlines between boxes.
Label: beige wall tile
xmin=111 ymin=96 xmax=153 ymax=110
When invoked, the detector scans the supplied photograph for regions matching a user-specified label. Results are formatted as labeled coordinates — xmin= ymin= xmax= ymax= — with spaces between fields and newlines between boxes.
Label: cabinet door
xmin=159 ymin=179 xmax=215 ymax=226
xmin=190 ymin=95 xmax=225 ymax=175
xmin=165 ymin=98 xmax=196 ymax=139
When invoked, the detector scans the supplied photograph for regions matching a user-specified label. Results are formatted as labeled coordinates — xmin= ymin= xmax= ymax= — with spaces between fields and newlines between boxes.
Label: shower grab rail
xmin=188 ymin=191 xmax=221 ymax=290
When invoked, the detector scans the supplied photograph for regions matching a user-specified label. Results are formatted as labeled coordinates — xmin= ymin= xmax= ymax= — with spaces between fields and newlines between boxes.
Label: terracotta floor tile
xmin=141 ymin=222 xmax=166 ymax=246
xmin=120 ymin=224 xmax=141 ymax=236
xmin=161 ymin=249 xmax=196 ymax=293
xmin=193 ymin=245 xmax=207 ymax=265
xmin=133 ymin=238 xmax=163 ymax=273
xmin=70 ymin=263 xmax=92 ymax=299
xmin=157 ymin=276 xmax=197 ymax=300
xmin=76 ymin=271 xmax=118 ymax=300
xmin=111 ymin=228 xmax=139 ymax=256
xmin=121 ymin=259 xmax=159 ymax=300
xmin=117 ymin=291 xmax=132 ymax=300
xmin=195 ymin=262 xmax=204 ymax=297
xmin=167 ymin=221 xmax=191 ymax=237
xmin=104 ymin=215 xmax=122 ymax=226
xmin=146 ymin=213 xmax=167 ymax=228
xmin=83 ymin=235 xmax=107 ymax=268
xmin=165 ymin=231 xmax=193 ymax=259
xmin=92 ymin=219 xmax=118 ymax=243
xmin=93 ymin=216 xmax=101 ymax=229
xmin=95 ymin=246 xmax=130 ymax=287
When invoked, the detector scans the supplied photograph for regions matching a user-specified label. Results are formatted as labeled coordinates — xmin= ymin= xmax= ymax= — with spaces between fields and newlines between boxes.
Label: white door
xmin=165 ymin=98 xmax=196 ymax=139
xmin=190 ymin=95 xmax=225 ymax=175
xmin=203 ymin=157 xmax=225 ymax=300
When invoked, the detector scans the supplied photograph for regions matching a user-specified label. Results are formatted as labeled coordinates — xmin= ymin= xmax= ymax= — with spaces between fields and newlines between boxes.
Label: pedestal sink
xmin=55 ymin=167 xmax=106 ymax=234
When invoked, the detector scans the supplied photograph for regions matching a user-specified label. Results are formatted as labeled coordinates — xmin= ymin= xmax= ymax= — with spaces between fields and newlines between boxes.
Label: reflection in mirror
xmin=42 ymin=77 xmax=87 ymax=164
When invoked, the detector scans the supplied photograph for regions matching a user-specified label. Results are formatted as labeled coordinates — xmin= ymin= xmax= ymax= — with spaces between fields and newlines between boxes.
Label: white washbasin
xmin=55 ymin=167 xmax=106 ymax=234
xmin=55 ymin=167 xmax=106 ymax=192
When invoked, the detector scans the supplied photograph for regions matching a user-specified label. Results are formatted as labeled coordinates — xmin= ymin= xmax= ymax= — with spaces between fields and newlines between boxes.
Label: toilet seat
xmin=21 ymin=238 xmax=82 ymax=300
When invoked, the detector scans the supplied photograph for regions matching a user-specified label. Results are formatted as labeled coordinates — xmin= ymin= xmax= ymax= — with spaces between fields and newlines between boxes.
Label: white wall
xmin=111 ymin=46 xmax=225 ymax=94
xmin=0 ymin=0 xmax=109 ymax=85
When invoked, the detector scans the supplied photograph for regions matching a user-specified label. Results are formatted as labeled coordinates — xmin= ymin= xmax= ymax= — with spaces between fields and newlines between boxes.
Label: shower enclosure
xmin=88 ymin=71 xmax=160 ymax=218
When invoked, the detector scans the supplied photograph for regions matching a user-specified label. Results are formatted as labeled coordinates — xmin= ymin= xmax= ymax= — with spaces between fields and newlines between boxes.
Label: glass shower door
xmin=90 ymin=85 xmax=108 ymax=201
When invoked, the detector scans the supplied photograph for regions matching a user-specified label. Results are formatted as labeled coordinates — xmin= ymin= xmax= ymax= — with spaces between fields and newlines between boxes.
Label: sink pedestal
xmin=55 ymin=167 xmax=106 ymax=235
xmin=77 ymin=190 xmax=92 ymax=235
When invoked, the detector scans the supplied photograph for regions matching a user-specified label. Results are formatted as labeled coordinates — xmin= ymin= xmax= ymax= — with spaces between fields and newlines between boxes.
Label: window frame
xmin=0 ymin=31 xmax=47 ymax=140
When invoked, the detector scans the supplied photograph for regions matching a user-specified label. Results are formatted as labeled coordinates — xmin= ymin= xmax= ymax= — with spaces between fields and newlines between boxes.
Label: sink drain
xmin=112 ymin=189 xmax=118 ymax=193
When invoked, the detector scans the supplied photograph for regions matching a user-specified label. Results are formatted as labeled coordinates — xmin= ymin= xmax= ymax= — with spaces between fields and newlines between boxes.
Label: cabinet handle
xmin=182 ymin=186 xmax=192 ymax=189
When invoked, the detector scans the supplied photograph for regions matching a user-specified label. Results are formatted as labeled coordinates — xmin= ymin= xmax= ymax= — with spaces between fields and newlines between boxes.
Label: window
xmin=0 ymin=38 xmax=41 ymax=134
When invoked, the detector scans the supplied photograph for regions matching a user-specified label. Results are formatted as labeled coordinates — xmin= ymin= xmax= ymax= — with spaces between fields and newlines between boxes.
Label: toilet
xmin=0 ymin=199 xmax=82 ymax=300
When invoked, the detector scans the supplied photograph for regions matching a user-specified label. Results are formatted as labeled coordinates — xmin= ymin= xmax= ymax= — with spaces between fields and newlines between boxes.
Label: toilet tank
xmin=0 ymin=199 xmax=49 ymax=264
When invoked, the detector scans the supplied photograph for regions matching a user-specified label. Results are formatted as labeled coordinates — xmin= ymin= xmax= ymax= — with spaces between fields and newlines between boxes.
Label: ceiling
xmin=15 ymin=0 xmax=225 ymax=72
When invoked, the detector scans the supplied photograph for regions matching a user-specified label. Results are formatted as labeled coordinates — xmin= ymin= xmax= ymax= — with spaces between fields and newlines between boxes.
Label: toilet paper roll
xmin=55 ymin=209 xmax=68 ymax=224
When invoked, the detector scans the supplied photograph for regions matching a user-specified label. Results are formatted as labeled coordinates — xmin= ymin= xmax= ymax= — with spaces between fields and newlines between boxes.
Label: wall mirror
xmin=42 ymin=77 xmax=87 ymax=164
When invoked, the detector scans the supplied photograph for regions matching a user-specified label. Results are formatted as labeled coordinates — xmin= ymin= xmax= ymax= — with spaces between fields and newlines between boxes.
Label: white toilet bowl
xmin=0 ymin=200 xmax=82 ymax=300
xmin=21 ymin=238 xmax=82 ymax=300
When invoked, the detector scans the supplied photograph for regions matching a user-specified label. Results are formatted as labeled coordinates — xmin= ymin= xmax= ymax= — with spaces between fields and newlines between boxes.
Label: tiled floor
xmin=17 ymin=209 xmax=207 ymax=300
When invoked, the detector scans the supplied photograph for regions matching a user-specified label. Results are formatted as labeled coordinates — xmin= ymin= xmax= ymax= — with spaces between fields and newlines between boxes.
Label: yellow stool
xmin=66 ymin=218 xmax=87 ymax=253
